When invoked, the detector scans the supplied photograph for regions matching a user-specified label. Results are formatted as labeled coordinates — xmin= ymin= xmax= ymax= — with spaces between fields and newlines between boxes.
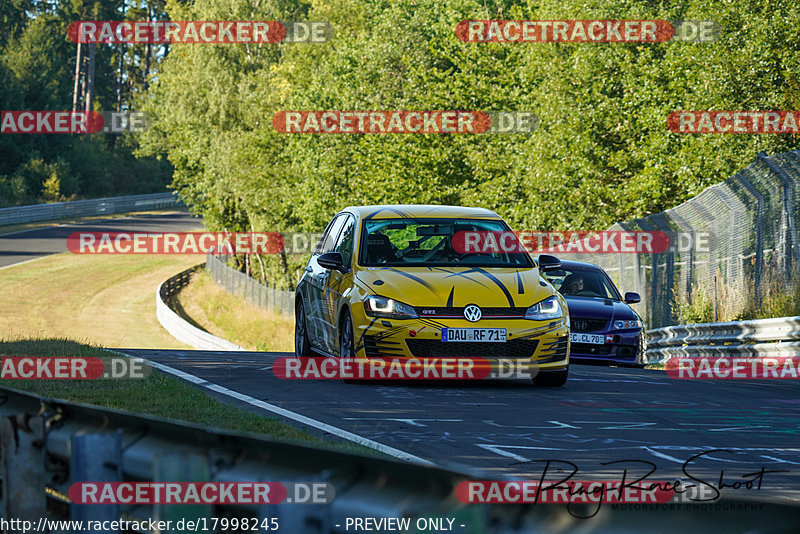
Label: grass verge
xmin=0 ymin=338 xmax=380 ymax=455
xmin=175 ymin=271 xmax=293 ymax=352
xmin=0 ymin=252 xmax=199 ymax=348
xmin=0 ymin=338 xmax=313 ymax=439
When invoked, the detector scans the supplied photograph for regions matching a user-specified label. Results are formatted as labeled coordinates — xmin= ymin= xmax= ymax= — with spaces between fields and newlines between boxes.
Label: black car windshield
xmin=358 ymin=218 xmax=534 ymax=268
xmin=544 ymin=266 xmax=622 ymax=300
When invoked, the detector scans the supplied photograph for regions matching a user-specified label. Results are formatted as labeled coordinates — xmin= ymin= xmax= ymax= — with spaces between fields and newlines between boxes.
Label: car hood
xmin=355 ymin=266 xmax=553 ymax=308
xmin=564 ymin=296 xmax=637 ymax=320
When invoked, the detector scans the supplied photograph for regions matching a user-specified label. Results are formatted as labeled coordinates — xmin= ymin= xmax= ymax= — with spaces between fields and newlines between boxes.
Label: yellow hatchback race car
xmin=294 ymin=205 xmax=570 ymax=386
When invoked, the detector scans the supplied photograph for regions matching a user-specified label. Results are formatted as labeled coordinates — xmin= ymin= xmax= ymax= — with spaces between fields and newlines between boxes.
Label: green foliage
xmin=0 ymin=1 xmax=172 ymax=207
xmin=138 ymin=0 xmax=800 ymax=284
xmin=676 ymin=290 xmax=714 ymax=324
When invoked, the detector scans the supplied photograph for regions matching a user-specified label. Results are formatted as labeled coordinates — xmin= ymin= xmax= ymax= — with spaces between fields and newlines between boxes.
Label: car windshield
xmin=544 ymin=266 xmax=621 ymax=300
xmin=359 ymin=218 xmax=533 ymax=268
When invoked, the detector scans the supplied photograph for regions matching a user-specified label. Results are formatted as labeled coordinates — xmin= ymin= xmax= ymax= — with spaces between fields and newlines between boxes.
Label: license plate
xmin=442 ymin=328 xmax=506 ymax=342
xmin=571 ymin=333 xmax=605 ymax=345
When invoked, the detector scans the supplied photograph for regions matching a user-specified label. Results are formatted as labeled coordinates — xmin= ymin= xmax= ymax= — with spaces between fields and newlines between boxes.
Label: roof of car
xmin=342 ymin=205 xmax=502 ymax=220
xmin=558 ymin=259 xmax=605 ymax=270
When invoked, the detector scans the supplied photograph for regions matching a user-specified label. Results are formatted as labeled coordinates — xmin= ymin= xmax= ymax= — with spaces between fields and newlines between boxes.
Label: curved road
xmin=120 ymin=348 xmax=800 ymax=504
xmin=0 ymin=211 xmax=202 ymax=268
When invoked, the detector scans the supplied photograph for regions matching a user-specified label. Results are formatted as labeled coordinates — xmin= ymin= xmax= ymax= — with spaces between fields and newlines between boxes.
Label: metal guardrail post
xmin=1 ymin=415 xmax=48 ymax=530
xmin=70 ymin=433 xmax=122 ymax=533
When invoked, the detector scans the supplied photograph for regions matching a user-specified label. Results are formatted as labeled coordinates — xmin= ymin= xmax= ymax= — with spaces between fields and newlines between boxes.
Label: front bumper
xmin=353 ymin=315 xmax=570 ymax=370
xmin=569 ymin=329 xmax=643 ymax=364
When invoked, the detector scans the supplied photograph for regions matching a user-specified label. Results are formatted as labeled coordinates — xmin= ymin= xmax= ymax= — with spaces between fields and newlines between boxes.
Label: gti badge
xmin=463 ymin=304 xmax=482 ymax=322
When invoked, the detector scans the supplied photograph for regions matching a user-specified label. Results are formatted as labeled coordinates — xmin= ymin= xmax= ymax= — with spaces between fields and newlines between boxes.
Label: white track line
xmin=0 ymin=256 xmax=45 ymax=271
xmin=110 ymin=350 xmax=433 ymax=466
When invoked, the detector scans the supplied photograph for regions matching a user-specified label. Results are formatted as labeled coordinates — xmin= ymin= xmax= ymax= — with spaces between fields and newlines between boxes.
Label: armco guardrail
xmin=0 ymin=192 xmax=180 ymax=226
xmin=206 ymin=252 xmax=294 ymax=317
xmin=0 ymin=387 xmax=473 ymax=532
xmin=156 ymin=265 xmax=245 ymax=350
xmin=646 ymin=315 xmax=800 ymax=362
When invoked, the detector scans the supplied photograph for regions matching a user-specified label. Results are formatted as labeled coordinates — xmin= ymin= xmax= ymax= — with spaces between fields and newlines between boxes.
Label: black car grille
xmin=406 ymin=339 xmax=538 ymax=359
xmin=363 ymin=336 xmax=406 ymax=358
xmin=571 ymin=318 xmax=608 ymax=332
xmin=539 ymin=335 xmax=569 ymax=362
xmin=571 ymin=343 xmax=614 ymax=356
xmin=415 ymin=306 xmax=528 ymax=319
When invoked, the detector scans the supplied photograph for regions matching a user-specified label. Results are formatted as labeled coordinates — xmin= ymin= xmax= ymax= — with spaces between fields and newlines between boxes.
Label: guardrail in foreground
xmin=0 ymin=192 xmax=180 ymax=226
xmin=0 ymin=387 xmax=475 ymax=533
xmin=646 ymin=315 xmax=800 ymax=362
xmin=2 ymin=386 xmax=799 ymax=533
xmin=156 ymin=265 xmax=245 ymax=351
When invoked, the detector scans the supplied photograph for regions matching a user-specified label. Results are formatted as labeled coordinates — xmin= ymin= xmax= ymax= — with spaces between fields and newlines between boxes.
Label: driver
xmin=561 ymin=274 xmax=585 ymax=295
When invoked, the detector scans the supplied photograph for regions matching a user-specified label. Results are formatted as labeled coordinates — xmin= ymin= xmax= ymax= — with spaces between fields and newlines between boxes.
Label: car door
xmin=307 ymin=214 xmax=347 ymax=352
xmin=322 ymin=214 xmax=356 ymax=353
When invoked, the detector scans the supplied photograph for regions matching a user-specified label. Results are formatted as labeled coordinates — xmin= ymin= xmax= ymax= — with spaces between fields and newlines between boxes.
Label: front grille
xmin=415 ymin=306 xmax=528 ymax=319
xmin=571 ymin=318 xmax=608 ymax=332
xmin=406 ymin=339 xmax=538 ymax=359
xmin=363 ymin=336 xmax=405 ymax=358
xmin=571 ymin=343 xmax=613 ymax=356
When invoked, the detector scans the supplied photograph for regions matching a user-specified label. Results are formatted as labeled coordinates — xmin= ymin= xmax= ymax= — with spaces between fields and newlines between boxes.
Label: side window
xmin=333 ymin=215 xmax=356 ymax=268
xmin=314 ymin=215 xmax=346 ymax=255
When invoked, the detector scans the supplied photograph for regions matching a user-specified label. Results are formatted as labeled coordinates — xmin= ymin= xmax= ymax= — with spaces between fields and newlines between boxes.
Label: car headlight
xmin=364 ymin=296 xmax=418 ymax=319
xmin=614 ymin=319 xmax=642 ymax=330
xmin=524 ymin=296 xmax=563 ymax=320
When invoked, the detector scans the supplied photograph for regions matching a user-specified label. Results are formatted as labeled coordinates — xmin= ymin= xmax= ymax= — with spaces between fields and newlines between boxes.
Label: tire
xmin=532 ymin=367 xmax=569 ymax=387
xmin=339 ymin=311 xmax=359 ymax=384
xmin=295 ymin=299 xmax=313 ymax=357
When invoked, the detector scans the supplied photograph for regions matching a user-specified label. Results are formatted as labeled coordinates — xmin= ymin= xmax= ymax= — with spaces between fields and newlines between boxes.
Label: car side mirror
xmin=317 ymin=252 xmax=346 ymax=272
xmin=537 ymin=254 xmax=562 ymax=273
xmin=624 ymin=292 xmax=641 ymax=304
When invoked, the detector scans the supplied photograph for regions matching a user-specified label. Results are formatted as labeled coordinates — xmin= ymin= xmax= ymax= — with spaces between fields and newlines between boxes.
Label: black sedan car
xmin=541 ymin=259 xmax=645 ymax=366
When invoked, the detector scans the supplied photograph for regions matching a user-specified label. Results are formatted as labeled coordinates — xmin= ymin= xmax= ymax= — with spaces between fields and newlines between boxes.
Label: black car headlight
xmin=364 ymin=296 xmax=419 ymax=319
xmin=524 ymin=296 xmax=563 ymax=321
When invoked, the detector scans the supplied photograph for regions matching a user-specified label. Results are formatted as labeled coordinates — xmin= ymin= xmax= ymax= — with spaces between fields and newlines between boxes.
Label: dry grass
xmin=676 ymin=268 xmax=800 ymax=324
xmin=176 ymin=271 xmax=294 ymax=352
xmin=0 ymin=252 xmax=199 ymax=348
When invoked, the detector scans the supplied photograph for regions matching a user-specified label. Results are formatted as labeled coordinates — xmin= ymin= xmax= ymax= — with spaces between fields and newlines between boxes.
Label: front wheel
xmin=295 ymin=299 xmax=313 ymax=357
xmin=532 ymin=367 xmax=568 ymax=387
xmin=339 ymin=311 xmax=359 ymax=384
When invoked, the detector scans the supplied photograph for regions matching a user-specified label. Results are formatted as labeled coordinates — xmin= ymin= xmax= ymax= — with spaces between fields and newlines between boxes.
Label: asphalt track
xmin=0 ymin=211 xmax=202 ymax=268
xmin=120 ymin=348 xmax=800 ymax=504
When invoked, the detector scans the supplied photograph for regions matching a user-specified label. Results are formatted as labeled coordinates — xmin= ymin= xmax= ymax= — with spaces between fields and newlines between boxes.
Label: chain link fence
xmin=206 ymin=252 xmax=294 ymax=316
xmin=558 ymin=150 xmax=800 ymax=328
